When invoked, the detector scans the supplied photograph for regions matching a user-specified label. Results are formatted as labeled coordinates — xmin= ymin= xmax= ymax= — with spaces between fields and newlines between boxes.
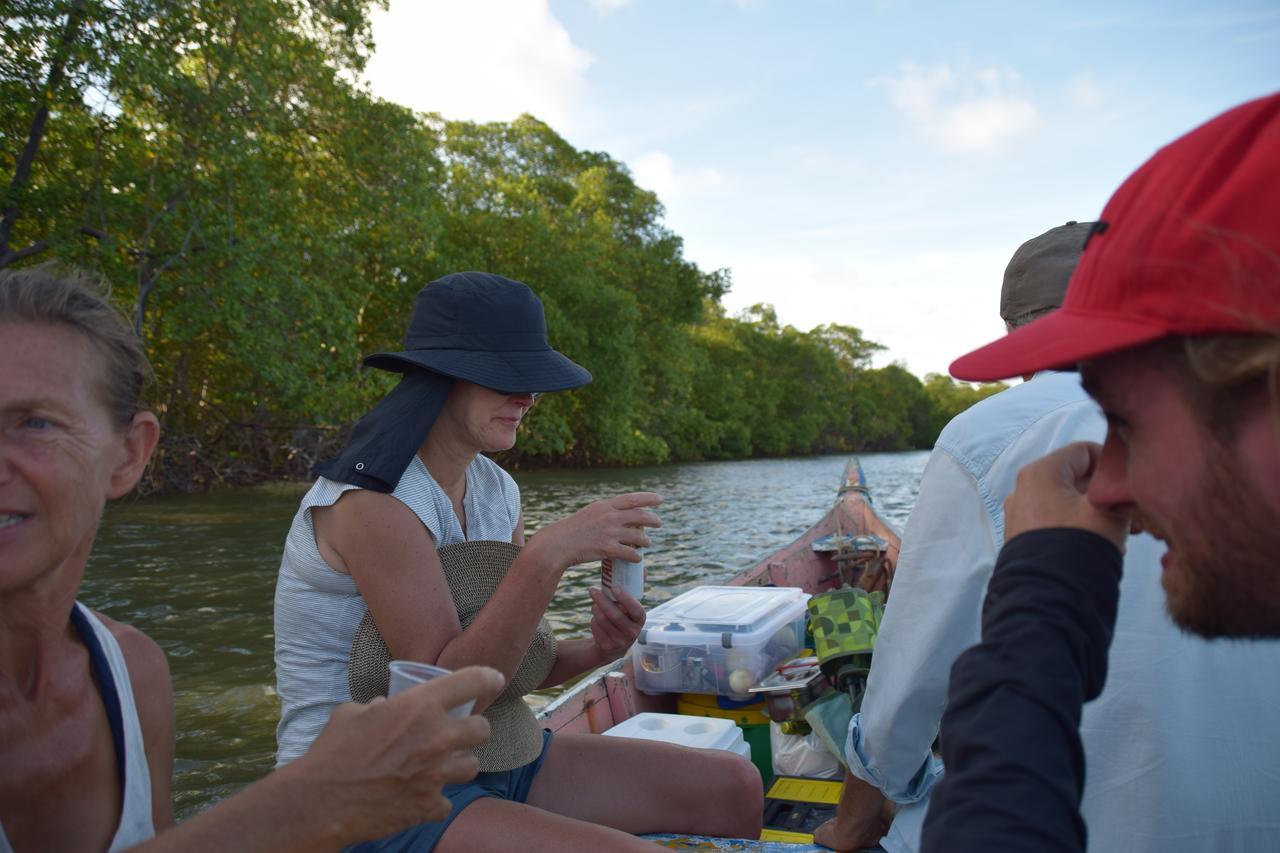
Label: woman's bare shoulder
xmin=95 ymin=613 xmax=170 ymax=686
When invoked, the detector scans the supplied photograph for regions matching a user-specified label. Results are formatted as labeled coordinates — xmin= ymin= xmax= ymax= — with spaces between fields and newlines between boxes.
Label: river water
xmin=80 ymin=451 xmax=929 ymax=818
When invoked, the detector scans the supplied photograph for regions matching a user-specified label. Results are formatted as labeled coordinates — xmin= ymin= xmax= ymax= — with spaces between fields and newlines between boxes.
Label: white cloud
xmin=938 ymin=95 xmax=1040 ymax=152
xmin=717 ymin=246 xmax=1011 ymax=377
xmin=872 ymin=62 xmax=1041 ymax=153
xmin=362 ymin=0 xmax=593 ymax=132
xmin=629 ymin=150 xmax=727 ymax=201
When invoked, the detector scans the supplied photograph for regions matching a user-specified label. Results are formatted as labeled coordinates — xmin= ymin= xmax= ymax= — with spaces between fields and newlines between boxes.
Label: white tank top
xmin=273 ymin=453 xmax=521 ymax=766
xmin=0 ymin=603 xmax=155 ymax=852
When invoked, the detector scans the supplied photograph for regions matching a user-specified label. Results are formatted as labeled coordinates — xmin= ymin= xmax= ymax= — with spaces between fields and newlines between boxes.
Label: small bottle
xmin=601 ymin=555 xmax=645 ymax=602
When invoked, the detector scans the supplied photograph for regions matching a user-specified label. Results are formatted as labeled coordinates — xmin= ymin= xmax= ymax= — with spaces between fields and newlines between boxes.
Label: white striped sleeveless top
xmin=273 ymin=453 xmax=521 ymax=766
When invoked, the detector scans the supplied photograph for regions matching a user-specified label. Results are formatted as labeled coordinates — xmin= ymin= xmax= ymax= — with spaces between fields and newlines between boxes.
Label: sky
xmin=361 ymin=0 xmax=1280 ymax=379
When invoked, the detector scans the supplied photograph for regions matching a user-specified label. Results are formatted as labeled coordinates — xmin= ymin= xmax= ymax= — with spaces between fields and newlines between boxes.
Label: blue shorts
xmin=345 ymin=729 xmax=554 ymax=852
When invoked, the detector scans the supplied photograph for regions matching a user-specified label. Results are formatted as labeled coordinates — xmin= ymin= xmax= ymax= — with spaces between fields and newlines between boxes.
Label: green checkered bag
xmin=807 ymin=587 xmax=885 ymax=664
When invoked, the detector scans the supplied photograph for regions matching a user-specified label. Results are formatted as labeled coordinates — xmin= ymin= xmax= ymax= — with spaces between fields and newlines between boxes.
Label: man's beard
xmin=1162 ymin=439 xmax=1280 ymax=638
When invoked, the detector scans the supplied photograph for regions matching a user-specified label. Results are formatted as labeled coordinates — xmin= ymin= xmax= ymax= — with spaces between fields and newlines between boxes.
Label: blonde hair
xmin=1155 ymin=334 xmax=1280 ymax=439
xmin=0 ymin=264 xmax=153 ymax=427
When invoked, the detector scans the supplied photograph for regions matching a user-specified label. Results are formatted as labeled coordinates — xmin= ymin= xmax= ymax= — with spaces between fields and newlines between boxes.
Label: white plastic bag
xmin=769 ymin=721 xmax=843 ymax=779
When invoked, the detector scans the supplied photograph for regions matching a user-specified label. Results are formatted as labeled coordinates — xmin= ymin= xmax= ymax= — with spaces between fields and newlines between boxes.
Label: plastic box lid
xmin=602 ymin=712 xmax=751 ymax=759
xmin=639 ymin=586 xmax=809 ymax=649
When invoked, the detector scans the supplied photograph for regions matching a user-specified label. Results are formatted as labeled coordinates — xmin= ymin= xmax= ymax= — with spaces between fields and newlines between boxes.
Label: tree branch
xmin=0 ymin=240 xmax=51 ymax=266
xmin=0 ymin=0 xmax=89 ymax=263
xmin=134 ymin=198 xmax=200 ymax=338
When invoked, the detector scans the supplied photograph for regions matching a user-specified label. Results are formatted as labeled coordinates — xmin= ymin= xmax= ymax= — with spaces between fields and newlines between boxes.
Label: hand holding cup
xmin=292 ymin=665 xmax=503 ymax=844
xmin=388 ymin=660 xmax=477 ymax=718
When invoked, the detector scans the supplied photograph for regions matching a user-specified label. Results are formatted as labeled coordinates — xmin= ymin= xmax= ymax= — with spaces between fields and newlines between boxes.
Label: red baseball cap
xmin=951 ymin=92 xmax=1280 ymax=382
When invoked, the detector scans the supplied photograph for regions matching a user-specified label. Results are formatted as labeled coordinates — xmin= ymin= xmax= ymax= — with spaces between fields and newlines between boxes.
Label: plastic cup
xmin=387 ymin=660 xmax=476 ymax=718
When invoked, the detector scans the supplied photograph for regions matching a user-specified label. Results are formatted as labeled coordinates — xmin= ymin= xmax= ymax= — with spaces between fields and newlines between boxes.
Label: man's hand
xmin=1004 ymin=442 xmax=1129 ymax=549
xmin=294 ymin=666 xmax=504 ymax=845
xmin=812 ymin=773 xmax=892 ymax=851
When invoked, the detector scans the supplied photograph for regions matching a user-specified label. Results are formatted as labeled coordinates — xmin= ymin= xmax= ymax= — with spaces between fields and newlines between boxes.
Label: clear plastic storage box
xmin=631 ymin=586 xmax=810 ymax=698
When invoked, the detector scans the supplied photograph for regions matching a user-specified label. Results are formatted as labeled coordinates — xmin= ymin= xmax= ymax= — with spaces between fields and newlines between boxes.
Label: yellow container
xmin=676 ymin=692 xmax=771 ymax=726
xmin=677 ymin=693 xmax=773 ymax=782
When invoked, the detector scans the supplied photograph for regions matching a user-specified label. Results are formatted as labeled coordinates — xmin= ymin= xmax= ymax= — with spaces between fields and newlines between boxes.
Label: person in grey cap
xmin=274 ymin=272 xmax=762 ymax=852
xmin=814 ymin=224 xmax=1280 ymax=853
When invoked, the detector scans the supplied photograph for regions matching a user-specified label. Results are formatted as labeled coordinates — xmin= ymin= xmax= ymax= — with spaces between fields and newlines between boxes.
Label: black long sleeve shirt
xmin=921 ymin=527 xmax=1124 ymax=853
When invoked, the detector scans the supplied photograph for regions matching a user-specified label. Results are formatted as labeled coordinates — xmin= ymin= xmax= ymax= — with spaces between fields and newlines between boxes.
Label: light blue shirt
xmin=846 ymin=371 xmax=1280 ymax=852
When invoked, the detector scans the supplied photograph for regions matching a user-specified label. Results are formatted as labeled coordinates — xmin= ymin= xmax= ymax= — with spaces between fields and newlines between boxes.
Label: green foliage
xmin=3 ymin=2 xmax=989 ymax=488
xmin=921 ymin=373 xmax=1009 ymax=441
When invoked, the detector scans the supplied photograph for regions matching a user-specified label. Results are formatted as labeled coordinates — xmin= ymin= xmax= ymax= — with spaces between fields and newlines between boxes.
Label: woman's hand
xmin=532 ymin=492 xmax=663 ymax=569
xmin=587 ymin=586 xmax=646 ymax=661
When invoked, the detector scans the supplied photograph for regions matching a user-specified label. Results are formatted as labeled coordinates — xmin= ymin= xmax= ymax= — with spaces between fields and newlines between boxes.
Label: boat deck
xmin=645 ymin=833 xmax=881 ymax=851
xmin=646 ymin=834 xmax=823 ymax=851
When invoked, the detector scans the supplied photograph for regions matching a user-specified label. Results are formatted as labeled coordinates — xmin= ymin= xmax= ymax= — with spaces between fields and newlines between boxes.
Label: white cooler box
xmin=602 ymin=712 xmax=751 ymax=759
xmin=631 ymin=585 xmax=809 ymax=699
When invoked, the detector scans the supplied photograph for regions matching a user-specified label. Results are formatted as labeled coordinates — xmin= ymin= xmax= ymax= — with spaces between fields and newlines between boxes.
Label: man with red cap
xmin=813 ymin=220 xmax=1280 ymax=853
xmin=922 ymin=93 xmax=1280 ymax=851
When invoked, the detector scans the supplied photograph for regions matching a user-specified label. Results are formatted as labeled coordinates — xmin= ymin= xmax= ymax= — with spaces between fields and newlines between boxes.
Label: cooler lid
xmin=643 ymin=585 xmax=808 ymax=642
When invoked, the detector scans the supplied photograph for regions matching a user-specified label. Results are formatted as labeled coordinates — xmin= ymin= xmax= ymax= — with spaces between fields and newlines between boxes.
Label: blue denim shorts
xmin=345 ymin=729 xmax=554 ymax=852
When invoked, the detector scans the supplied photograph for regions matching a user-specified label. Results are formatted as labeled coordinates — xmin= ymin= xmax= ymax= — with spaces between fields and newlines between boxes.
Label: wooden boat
xmin=535 ymin=458 xmax=902 ymax=851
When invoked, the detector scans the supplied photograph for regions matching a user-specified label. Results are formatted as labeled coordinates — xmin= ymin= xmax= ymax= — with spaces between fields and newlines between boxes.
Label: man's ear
xmin=108 ymin=411 xmax=160 ymax=499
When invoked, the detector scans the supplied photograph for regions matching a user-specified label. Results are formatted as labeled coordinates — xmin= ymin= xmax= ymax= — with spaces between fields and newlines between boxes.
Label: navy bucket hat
xmin=315 ymin=272 xmax=591 ymax=493
xmin=364 ymin=271 xmax=592 ymax=392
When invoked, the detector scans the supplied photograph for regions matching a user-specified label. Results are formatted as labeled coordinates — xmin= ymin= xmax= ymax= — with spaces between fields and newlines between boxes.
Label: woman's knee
xmin=721 ymin=755 xmax=764 ymax=834
xmin=681 ymin=752 xmax=762 ymax=837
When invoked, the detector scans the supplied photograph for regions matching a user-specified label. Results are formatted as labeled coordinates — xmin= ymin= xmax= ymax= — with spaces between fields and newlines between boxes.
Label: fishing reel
xmin=749 ymin=656 xmax=829 ymax=735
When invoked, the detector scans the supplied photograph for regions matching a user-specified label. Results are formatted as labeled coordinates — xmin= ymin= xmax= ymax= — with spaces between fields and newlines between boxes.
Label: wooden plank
xmin=644 ymin=833 xmax=829 ymax=851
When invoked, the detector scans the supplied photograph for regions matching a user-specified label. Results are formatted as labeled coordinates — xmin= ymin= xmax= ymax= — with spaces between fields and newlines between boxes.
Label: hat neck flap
xmin=313 ymin=369 xmax=452 ymax=493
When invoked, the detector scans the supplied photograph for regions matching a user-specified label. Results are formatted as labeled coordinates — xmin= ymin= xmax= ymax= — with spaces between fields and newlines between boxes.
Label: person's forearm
xmin=537 ymin=637 xmax=611 ymax=688
xmin=921 ymin=528 xmax=1122 ymax=853
xmin=835 ymin=774 xmax=890 ymax=832
xmin=434 ymin=536 xmax=565 ymax=681
xmin=849 ymin=449 xmax=995 ymax=800
xmin=130 ymin=763 xmax=345 ymax=853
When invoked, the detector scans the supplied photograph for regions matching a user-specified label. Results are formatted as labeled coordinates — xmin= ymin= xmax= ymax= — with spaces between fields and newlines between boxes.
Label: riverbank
xmin=139 ymin=405 xmax=968 ymax=495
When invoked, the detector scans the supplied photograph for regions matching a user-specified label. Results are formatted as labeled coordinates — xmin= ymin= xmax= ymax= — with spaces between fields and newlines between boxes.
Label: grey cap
xmin=1000 ymin=221 xmax=1094 ymax=328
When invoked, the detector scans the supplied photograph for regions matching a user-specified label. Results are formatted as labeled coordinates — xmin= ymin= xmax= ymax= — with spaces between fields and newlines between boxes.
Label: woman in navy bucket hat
xmin=274 ymin=272 xmax=764 ymax=850
xmin=315 ymin=272 xmax=592 ymax=493
xmin=364 ymin=272 xmax=593 ymax=391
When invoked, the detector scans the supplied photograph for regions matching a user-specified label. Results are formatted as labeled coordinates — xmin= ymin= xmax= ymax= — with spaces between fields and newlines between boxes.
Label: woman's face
xmin=0 ymin=322 xmax=157 ymax=593
xmin=436 ymin=381 xmax=536 ymax=454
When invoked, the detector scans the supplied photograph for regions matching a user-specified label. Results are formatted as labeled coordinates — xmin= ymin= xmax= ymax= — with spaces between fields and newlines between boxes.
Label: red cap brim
xmin=948 ymin=308 xmax=1172 ymax=381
